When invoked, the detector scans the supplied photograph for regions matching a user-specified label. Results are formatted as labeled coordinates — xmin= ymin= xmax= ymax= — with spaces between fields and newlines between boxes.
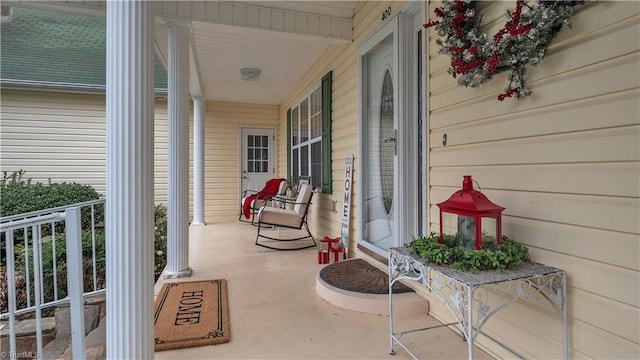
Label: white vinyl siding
xmin=425 ymin=1 xmax=639 ymax=359
xmin=199 ymin=100 xmax=279 ymax=221
xmin=0 ymin=91 xmax=280 ymax=223
xmin=0 ymin=89 xmax=169 ymax=203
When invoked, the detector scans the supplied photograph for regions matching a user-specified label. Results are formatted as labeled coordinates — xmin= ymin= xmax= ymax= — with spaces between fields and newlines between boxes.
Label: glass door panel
xmin=360 ymin=25 xmax=398 ymax=253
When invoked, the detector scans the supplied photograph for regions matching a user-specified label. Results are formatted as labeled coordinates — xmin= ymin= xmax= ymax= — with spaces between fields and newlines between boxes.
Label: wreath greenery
xmin=409 ymin=233 xmax=531 ymax=273
xmin=425 ymin=0 xmax=586 ymax=101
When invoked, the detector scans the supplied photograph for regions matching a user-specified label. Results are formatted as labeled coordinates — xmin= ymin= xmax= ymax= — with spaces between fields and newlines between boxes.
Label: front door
xmin=359 ymin=18 xmax=398 ymax=254
xmin=240 ymin=127 xmax=276 ymax=197
xmin=358 ymin=6 xmax=423 ymax=257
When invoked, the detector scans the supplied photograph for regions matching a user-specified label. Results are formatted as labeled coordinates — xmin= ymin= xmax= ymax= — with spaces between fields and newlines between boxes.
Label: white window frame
xmin=290 ymin=83 xmax=322 ymax=189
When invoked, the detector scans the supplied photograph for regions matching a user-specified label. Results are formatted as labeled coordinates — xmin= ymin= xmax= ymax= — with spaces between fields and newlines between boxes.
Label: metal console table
xmin=388 ymin=247 xmax=567 ymax=360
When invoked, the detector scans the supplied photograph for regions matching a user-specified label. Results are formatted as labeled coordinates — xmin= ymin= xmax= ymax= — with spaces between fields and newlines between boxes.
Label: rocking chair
xmin=239 ymin=178 xmax=287 ymax=225
xmin=255 ymin=183 xmax=316 ymax=251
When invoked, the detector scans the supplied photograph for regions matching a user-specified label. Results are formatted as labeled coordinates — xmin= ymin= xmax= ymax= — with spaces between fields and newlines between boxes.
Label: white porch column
xmin=165 ymin=21 xmax=192 ymax=278
xmin=105 ymin=1 xmax=154 ymax=358
xmin=192 ymin=96 xmax=206 ymax=225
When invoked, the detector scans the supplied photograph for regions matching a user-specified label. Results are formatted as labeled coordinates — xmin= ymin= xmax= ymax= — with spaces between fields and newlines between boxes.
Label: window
xmin=246 ymin=134 xmax=270 ymax=173
xmin=288 ymin=71 xmax=332 ymax=193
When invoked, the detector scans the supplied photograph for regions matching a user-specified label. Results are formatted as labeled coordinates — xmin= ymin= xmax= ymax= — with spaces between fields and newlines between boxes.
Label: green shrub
xmin=154 ymin=204 xmax=168 ymax=281
xmin=0 ymin=170 xmax=44 ymax=216
xmin=0 ymin=170 xmax=104 ymax=231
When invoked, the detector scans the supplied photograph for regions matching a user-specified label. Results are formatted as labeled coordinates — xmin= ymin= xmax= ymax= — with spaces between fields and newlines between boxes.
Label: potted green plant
xmin=408 ymin=233 xmax=530 ymax=273
xmin=285 ymin=176 xmax=296 ymax=198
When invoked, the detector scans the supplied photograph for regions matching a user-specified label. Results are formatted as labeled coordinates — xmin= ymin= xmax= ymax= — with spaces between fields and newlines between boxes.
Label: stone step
xmin=0 ymin=295 xmax=106 ymax=360
xmin=0 ymin=317 xmax=56 ymax=360
xmin=51 ymin=295 xmax=106 ymax=360
xmin=54 ymin=318 xmax=105 ymax=360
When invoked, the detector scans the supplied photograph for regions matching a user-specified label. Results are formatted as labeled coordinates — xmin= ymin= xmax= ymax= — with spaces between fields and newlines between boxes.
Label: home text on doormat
xmin=154 ymin=279 xmax=230 ymax=352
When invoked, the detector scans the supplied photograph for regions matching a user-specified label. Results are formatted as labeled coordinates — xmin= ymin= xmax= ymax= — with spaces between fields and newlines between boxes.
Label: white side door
xmin=240 ymin=127 xmax=276 ymax=196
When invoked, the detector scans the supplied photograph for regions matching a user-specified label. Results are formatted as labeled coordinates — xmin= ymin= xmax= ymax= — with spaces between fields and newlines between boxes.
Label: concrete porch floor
xmin=153 ymin=220 xmax=492 ymax=360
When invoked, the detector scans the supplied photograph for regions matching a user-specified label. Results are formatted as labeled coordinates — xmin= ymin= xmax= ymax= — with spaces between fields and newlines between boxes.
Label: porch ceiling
xmin=195 ymin=22 xmax=339 ymax=104
xmin=154 ymin=17 xmax=349 ymax=104
xmin=7 ymin=0 xmax=356 ymax=105
xmin=156 ymin=1 xmax=356 ymax=104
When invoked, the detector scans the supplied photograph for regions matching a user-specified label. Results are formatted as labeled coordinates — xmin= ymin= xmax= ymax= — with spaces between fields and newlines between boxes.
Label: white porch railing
xmin=0 ymin=199 xmax=106 ymax=359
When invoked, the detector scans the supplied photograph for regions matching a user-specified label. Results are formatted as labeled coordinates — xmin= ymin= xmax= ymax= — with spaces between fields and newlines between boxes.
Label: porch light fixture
xmin=240 ymin=67 xmax=261 ymax=81
xmin=437 ymin=175 xmax=505 ymax=250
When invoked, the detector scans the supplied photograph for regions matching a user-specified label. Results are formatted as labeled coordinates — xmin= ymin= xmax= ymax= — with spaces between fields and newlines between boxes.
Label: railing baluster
xmin=32 ymin=225 xmax=44 ymax=359
xmin=6 ymin=231 xmax=18 ymax=357
xmin=65 ymin=207 xmax=86 ymax=358
xmin=23 ymin=226 xmax=31 ymax=308
xmin=52 ymin=220 xmax=58 ymax=300
xmin=91 ymin=204 xmax=97 ymax=291
xmin=38 ymin=224 xmax=45 ymax=305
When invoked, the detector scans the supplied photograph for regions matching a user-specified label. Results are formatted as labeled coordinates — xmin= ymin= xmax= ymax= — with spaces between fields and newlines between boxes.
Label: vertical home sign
xmin=341 ymin=154 xmax=354 ymax=255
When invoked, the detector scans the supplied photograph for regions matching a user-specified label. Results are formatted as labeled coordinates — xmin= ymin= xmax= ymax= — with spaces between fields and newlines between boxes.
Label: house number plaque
xmin=381 ymin=7 xmax=392 ymax=21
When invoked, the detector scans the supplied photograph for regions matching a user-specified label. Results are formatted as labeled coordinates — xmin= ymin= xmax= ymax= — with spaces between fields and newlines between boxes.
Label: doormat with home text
xmin=154 ymin=279 xmax=230 ymax=352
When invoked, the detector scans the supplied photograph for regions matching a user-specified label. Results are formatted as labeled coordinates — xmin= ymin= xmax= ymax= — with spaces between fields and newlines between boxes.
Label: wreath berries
xmin=425 ymin=0 xmax=586 ymax=101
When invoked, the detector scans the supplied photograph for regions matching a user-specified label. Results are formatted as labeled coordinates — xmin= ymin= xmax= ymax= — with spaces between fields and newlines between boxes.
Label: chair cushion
xmin=277 ymin=180 xmax=288 ymax=195
xmin=294 ymin=184 xmax=312 ymax=216
xmin=258 ymin=207 xmax=303 ymax=228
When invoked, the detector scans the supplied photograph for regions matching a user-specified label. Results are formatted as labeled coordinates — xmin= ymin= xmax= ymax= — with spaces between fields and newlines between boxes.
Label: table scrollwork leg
xmin=520 ymin=272 xmax=566 ymax=315
xmin=388 ymin=250 xmax=429 ymax=359
xmin=430 ymin=273 xmax=470 ymax=342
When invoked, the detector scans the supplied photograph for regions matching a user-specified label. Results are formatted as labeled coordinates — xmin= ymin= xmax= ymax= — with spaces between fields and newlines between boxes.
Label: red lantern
xmin=437 ymin=175 xmax=505 ymax=250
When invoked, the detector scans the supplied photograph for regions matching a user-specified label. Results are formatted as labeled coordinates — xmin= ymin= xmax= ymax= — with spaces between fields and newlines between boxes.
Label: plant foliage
xmin=0 ymin=170 xmax=104 ymax=229
xmin=409 ymin=233 xmax=530 ymax=273
xmin=154 ymin=204 xmax=168 ymax=281
xmin=21 ymin=231 xmax=104 ymax=299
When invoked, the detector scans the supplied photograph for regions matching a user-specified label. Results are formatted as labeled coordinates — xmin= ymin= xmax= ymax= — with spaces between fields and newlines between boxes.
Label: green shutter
xmin=321 ymin=71 xmax=333 ymax=194
xmin=287 ymin=108 xmax=292 ymax=179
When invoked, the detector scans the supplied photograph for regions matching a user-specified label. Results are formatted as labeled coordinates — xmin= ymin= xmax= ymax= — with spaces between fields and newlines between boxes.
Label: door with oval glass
xmin=358 ymin=8 xmax=423 ymax=257
xmin=359 ymin=17 xmax=398 ymax=254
